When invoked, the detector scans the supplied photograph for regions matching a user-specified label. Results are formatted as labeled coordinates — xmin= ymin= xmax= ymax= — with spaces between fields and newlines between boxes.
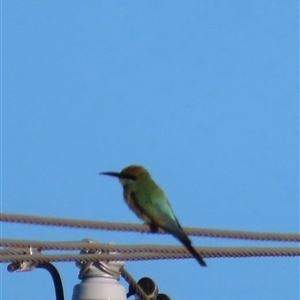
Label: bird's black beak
xmin=100 ymin=171 xmax=121 ymax=178
xmin=100 ymin=171 xmax=137 ymax=181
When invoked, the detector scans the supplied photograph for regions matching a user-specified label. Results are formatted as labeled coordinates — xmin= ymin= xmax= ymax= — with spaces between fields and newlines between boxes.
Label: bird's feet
xmin=149 ymin=223 xmax=159 ymax=233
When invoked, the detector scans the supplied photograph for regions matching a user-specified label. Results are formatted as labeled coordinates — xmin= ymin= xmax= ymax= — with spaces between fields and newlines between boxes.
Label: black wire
xmin=36 ymin=263 xmax=64 ymax=300
xmin=126 ymin=284 xmax=135 ymax=298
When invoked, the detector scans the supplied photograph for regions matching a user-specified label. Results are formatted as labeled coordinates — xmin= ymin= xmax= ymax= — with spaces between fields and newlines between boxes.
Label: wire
xmin=0 ymin=247 xmax=28 ymax=256
xmin=2 ymin=238 xmax=300 ymax=258
xmin=36 ymin=263 xmax=64 ymax=300
xmin=121 ymin=268 xmax=150 ymax=300
xmin=1 ymin=212 xmax=299 ymax=242
xmin=1 ymin=238 xmax=205 ymax=253
xmin=1 ymin=246 xmax=299 ymax=263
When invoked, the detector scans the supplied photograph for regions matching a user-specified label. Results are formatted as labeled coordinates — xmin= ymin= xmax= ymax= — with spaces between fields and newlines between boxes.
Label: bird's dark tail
xmin=158 ymin=218 xmax=207 ymax=267
xmin=179 ymin=234 xmax=207 ymax=267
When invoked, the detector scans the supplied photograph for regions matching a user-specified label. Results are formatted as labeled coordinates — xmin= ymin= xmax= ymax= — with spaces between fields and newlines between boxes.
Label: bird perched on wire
xmin=100 ymin=165 xmax=207 ymax=267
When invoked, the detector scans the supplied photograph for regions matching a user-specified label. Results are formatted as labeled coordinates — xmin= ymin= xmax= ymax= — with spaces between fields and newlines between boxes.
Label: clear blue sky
xmin=2 ymin=2 xmax=299 ymax=300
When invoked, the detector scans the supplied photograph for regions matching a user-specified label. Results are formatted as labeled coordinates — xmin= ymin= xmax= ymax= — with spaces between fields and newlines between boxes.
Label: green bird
xmin=100 ymin=165 xmax=207 ymax=267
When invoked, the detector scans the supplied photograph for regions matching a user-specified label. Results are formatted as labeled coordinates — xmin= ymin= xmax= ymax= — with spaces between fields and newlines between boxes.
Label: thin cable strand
xmin=0 ymin=238 xmax=204 ymax=253
xmin=121 ymin=268 xmax=150 ymax=300
xmin=0 ymin=248 xmax=28 ymax=256
xmin=1 ymin=239 xmax=299 ymax=256
xmin=1 ymin=247 xmax=299 ymax=263
xmin=1 ymin=212 xmax=299 ymax=242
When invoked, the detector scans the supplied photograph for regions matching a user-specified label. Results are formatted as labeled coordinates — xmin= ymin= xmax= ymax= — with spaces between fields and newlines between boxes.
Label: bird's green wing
xmin=131 ymin=181 xmax=181 ymax=234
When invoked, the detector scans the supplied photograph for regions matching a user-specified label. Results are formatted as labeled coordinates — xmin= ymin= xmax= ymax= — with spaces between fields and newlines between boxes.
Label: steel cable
xmin=0 ymin=238 xmax=203 ymax=253
xmin=121 ymin=268 xmax=150 ymax=300
xmin=1 ymin=247 xmax=299 ymax=263
xmin=1 ymin=212 xmax=299 ymax=242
